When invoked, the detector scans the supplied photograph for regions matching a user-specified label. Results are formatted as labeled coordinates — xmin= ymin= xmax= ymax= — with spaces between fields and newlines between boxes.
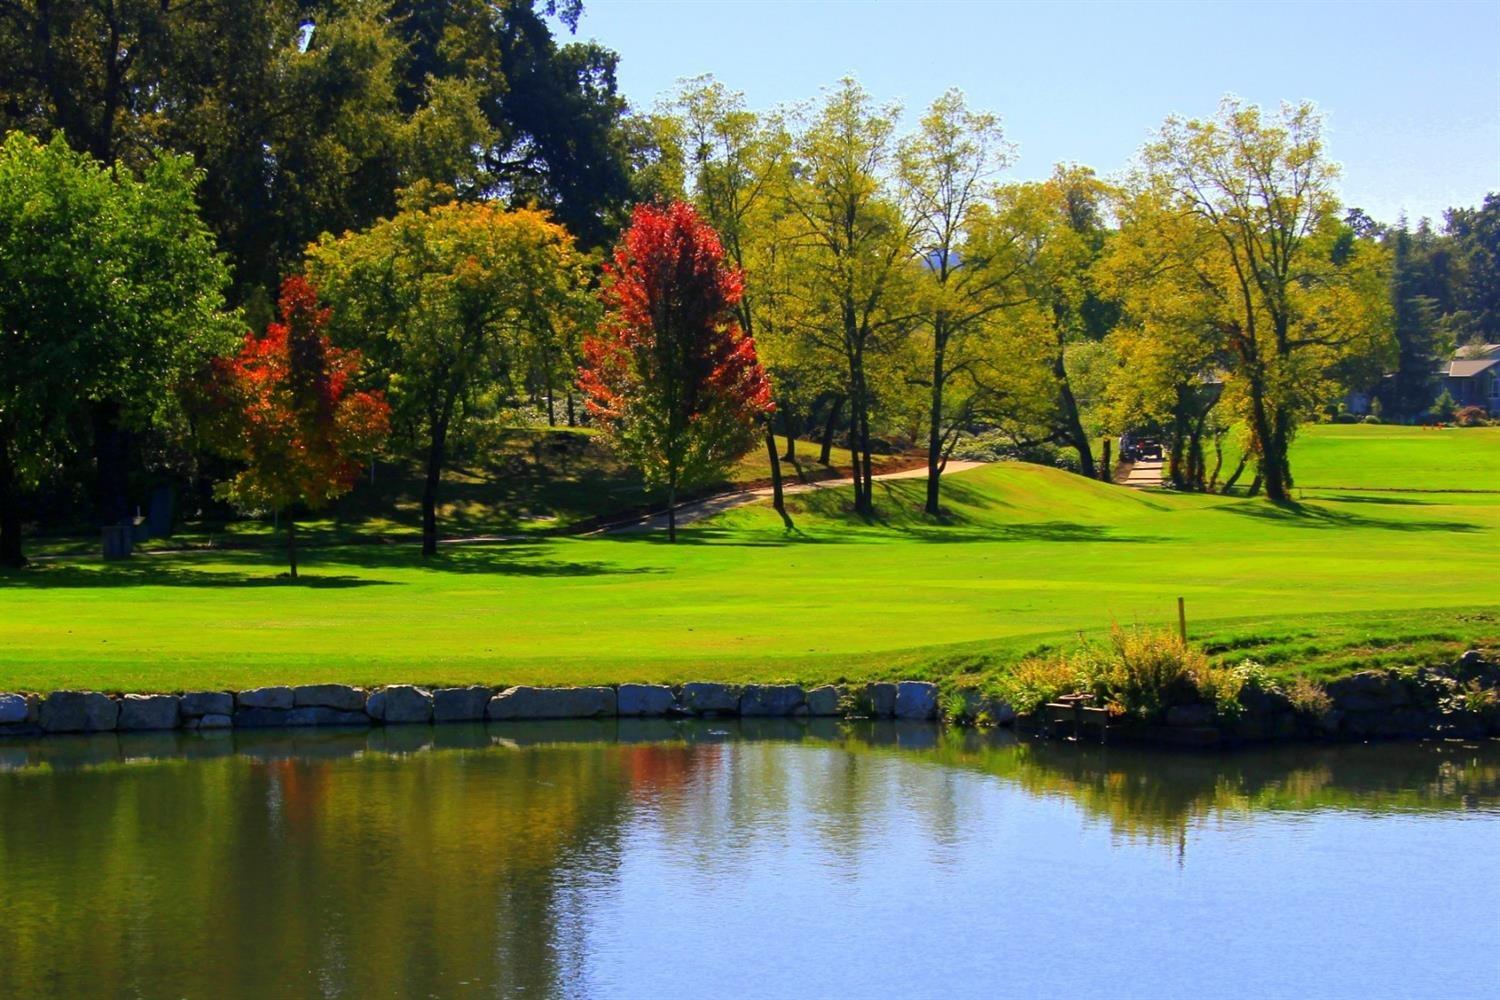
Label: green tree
xmin=307 ymin=198 xmax=594 ymax=556
xmin=669 ymin=75 xmax=795 ymax=527
xmin=0 ymin=132 xmax=237 ymax=566
xmin=777 ymin=79 xmax=917 ymax=516
xmin=1136 ymin=98 xmax=1392 ymax=501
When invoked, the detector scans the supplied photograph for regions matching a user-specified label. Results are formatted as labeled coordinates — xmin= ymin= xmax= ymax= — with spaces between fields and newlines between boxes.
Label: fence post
xmin=1177 ymin=596 xmax=1188 ymax=644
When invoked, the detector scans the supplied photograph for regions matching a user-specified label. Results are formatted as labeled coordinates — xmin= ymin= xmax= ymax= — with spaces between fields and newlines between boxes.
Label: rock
xmin=285 ymin=706 xmax=369 ymax=727
xmin=804 ymin=686 xmax=842 ymax=717
xmin=432 ymin=686 xmax=492 ymax=722
xmin=1458 ymin=649 xmax=1486 ymax=669
xmin=379 ymin=685 xmax=433 ymax=724
xmin=180 ymin=691 xmax=234 ymax=718
xmin=1166 ymin=703 xmax=1215 ymax=728
xmin=0 ymin=694 xmax=27 ymax=725
xmin=1316 ymin=708 xmax=1344 ymax=735
xmin=894 ymin=681 xmax=938 ymax=721
xmin=986 ymin=699 xmax=1017 ymax=726
xmin=617 ymin=684 xmax=676 ymax=717
xmin=863 ymin=683 xmax=898 ymax=719
xmin=486 ymin=686 xmax=615 ymax=720
xmin=39 ymin=691 xmax=119 ymax=733
xmin=118 ymin=694 xmax=180 ymax=731
xmin=293 ymin=684 xmax=365 ymax=712
xmin=238 ymin=686 xmax=294 ymax=710
xmin=232 ymin=707 xmax=292 ymax=728
xmin=740 ymin=685 xmax=805 ymax=717
xmin=679 ymin=682 xmax=740 ymax=716
xmin=365 ymin=689 xmax=387 ymax=721
xmin=197 ymin=714 xmax=232 ymax=730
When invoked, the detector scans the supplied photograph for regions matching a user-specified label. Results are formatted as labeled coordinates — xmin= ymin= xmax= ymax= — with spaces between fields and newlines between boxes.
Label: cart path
xmin=601 ymin=460 xmax=989 ymax=534
xmin=1120 ymin=458 xmax=1164 ymax=489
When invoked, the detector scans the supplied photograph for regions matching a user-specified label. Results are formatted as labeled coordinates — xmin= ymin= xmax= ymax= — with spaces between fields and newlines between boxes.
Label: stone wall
xmin=0 ymin=681 xmax=949 ymax=738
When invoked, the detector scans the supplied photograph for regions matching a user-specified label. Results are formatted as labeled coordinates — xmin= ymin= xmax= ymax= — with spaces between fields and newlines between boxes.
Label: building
xmin=1442 ymin=343 xmax=1500 ymax=412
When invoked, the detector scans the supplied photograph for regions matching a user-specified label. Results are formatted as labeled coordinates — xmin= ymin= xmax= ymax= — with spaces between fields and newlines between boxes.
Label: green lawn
xmin=2 ymin=424 xmax=1497 ymax=693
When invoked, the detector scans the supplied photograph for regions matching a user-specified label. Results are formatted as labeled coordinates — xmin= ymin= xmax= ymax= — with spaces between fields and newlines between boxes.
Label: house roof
xmin=1446 ymin=357 xmax=1500 ymax=378
xmin=1455 ymin=343 xmax=1500 ymax=360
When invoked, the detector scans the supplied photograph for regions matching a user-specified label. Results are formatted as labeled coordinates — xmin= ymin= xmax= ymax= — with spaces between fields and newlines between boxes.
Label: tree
xmin=1137 ymin=98 xmax=1392 ymax=501
xmin=897 ymin=90 xmax=1020 ymax=512
xmin=197 ymin=278 xmax=390 ymax=577
xmin=579 ymin=201 xmax=773 ymax=541
xmin=777 ymin=79 xmax=917 ymax=516
xmin=308 ymin=198 xmax=594 ymax=555
xmin=670 ymin=74 xmax=794 ymax=528
xmin=0 ymin=132 xmax=237 ymax=567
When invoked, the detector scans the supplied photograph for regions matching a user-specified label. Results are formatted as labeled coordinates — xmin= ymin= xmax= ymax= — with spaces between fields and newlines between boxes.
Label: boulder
xmin=894 ymin=681 xmax=938 ymax=721
xmin=863 ymin=683 xmax=898 ymax=719
xmin=379 ymin=686 xmax=433 ymax=724
xmin=118 ymin=694 xmax=180 ymax=731
xmin=804 ymin=686 xmax=842 ymax=717
xmin=364 ymin=689 xmax=387 ymax=721
xmin=39 ymin=691 xmax=119 ymax=733
xmin=679 ymin=682 xmax=740 ymax=716
xmin=740 ymin=685 xmax=805 ymax=717
xmin=432 ymin=686 xmax=492 ymax=722
xmin=0 ymin=694 xmax=27 ymax=725
xmin=486 ymin=686 xmax=615 ymax=720
xmin=237 ymin=687 xmax=294 ymax=710
xmin=1165 ymin=703 xmax=1215 ymax=728
xmin=180 ymin=691 xmax=234 ymax=718
xmin=197 ymin=714 xmax=233 ymax=730
xmin=293 ymin=684 xmax=365 ymax=712
xmin=285 ymin=706 xmax=369 ymax=727
xmin=617 ymin=684 xmax=676 ymax=717
xmin=1315 ymin=708 xmax=1344 ymax=735
xmin=232 ymin=707 xmax=292 ymax=728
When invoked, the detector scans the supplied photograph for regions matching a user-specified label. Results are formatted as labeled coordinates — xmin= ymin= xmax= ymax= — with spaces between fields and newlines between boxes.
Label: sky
xmin=574 ymin=0 xmax=1500 ymax=225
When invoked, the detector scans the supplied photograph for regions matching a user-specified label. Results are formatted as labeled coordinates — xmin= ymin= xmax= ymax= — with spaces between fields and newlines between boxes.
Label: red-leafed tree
xmin=580 ymin=201 xmax=773 ymax=541
xmin=198 ymin=276 xmax=390 ymax=576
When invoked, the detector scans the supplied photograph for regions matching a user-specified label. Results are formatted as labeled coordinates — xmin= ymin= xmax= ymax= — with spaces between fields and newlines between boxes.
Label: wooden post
xmin=1177 ymin=596 xmax=1188 ymax=645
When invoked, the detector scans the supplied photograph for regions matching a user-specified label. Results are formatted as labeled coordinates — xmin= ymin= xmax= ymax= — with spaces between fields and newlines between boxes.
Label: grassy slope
xmin=2 ymin=425 xmax=1497 ymax=693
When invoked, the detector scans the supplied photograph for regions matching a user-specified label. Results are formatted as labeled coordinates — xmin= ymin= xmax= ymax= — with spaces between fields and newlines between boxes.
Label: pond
xmin=2 ymin=721 xmax=1496 ymax=999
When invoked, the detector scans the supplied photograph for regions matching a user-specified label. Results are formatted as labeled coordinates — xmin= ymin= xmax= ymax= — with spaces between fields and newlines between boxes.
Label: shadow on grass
xmin=1 ymin=541 xmax=665 ymax=588
xmin=1217 ymin=498 xmax=1482 ymax=533
xmin=1318 ymin=494 xmax=1440 ymax=507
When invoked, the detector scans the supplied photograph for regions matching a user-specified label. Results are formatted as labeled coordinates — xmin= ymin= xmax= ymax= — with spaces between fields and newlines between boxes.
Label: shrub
xmin=995 ymin=656 xmax=1080 ymax=716
xmin=1369 ymin=397 xmax=1383 ymax=420
xmin=1286 ymin=676 xmax=1332 ymax=716
xmin=1454 ymin=405 xmax=1489 ymax=427
xmin=1331 ymin=411 xmax=1360 ymax=424
xmin=1362 ymin=414 xmax=1382 ymax=424
xmin=1431 ymin=389 xmax=1458 ymax=422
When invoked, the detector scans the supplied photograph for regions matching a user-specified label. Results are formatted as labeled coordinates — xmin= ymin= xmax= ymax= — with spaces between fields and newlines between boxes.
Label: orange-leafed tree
xmin=199 ymin=276 xmax=389 ymax=577
xmin=580 ymin=201 xmax=773 ymax=541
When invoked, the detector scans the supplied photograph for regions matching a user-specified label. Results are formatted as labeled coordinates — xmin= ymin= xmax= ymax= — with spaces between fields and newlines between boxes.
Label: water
xmin=2 ymin=721 xmax=1496 ymax=999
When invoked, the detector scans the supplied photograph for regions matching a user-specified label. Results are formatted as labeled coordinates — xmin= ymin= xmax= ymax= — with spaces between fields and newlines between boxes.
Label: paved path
xmin=1121 ymin=458 xmax=1164 ymax=489
xmin=601 ymin=460 xmax=989 ymax=533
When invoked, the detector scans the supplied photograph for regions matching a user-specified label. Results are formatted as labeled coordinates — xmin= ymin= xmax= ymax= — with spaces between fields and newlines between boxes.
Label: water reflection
xmin=1 ymin=723 xmax=1496 ymax=998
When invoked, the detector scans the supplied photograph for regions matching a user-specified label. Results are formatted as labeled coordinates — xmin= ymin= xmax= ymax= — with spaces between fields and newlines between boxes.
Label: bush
xmin=1454 ymin=405 xmax=1489 ymax=427
xmin=1431 ymin=389 xmax=1458 ymax=422
xmin=1362 ymin=414 xmax=1382 ymax=424
xmin=1331 ymin=411 xmax=1360 ymax=424
xmin=996 ymin=627 xmax=1250 ymax=722
xmin=1286 ymin=676 xmax=1332 ymax=716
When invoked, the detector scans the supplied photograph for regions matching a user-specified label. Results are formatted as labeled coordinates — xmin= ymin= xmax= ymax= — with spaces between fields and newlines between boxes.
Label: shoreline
xmin=4 ymin=657 xmax=1497 ymax=747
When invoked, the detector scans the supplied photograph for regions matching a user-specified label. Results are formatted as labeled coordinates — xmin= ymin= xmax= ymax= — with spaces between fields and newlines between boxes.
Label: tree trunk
xmin=1100 ymin=438 xmax=1113 ymax=483
xmin=91 ymin=399 xmax=131 ymax=525
xmin=925 ymin=334 xmax=946 ymax=515
xmin=857 ymin=395 xmax=875 ymax=517
xmin=0 ymin=434 xmax=25 ymax=568
xmin=1220 ymin=452 xmax=1249 ymax=493
xmin=1208 ymin=433 xmax=1225 ymax=491
xmin=566 ymin=390 xmax=576 ymax=427
xmin=666 ymin=480 xmax=677 ymax=543
xmin=764 ymin=418 xmax=793 ymax=530
xmin=286 ymin=517 xmax=298 ymax=579
xmin=546 ymin=379 xmax=556 ymax=427
xmin=819 ymin=396 xmax=844 ymax=466
xmin=422 ymin=413 xmax=451 ymax=557
xmin=1053 ymin=346 xmax=1094 ymax=480
xmin=780 ymin=403 xmax=797 ymax=462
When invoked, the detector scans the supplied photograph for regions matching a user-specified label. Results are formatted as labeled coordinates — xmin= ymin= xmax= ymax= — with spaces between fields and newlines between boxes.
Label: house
xmin=1442 ymin=344 xmax=1500 ymax=412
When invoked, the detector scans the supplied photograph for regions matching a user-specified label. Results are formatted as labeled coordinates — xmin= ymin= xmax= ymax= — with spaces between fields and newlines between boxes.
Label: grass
xmin=1 ymin=425 xmax=1497 ymax=693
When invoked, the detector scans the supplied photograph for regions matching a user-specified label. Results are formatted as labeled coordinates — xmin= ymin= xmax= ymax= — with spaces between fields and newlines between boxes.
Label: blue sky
xmin=576 ymin=0 xmax=1499 ymax=225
